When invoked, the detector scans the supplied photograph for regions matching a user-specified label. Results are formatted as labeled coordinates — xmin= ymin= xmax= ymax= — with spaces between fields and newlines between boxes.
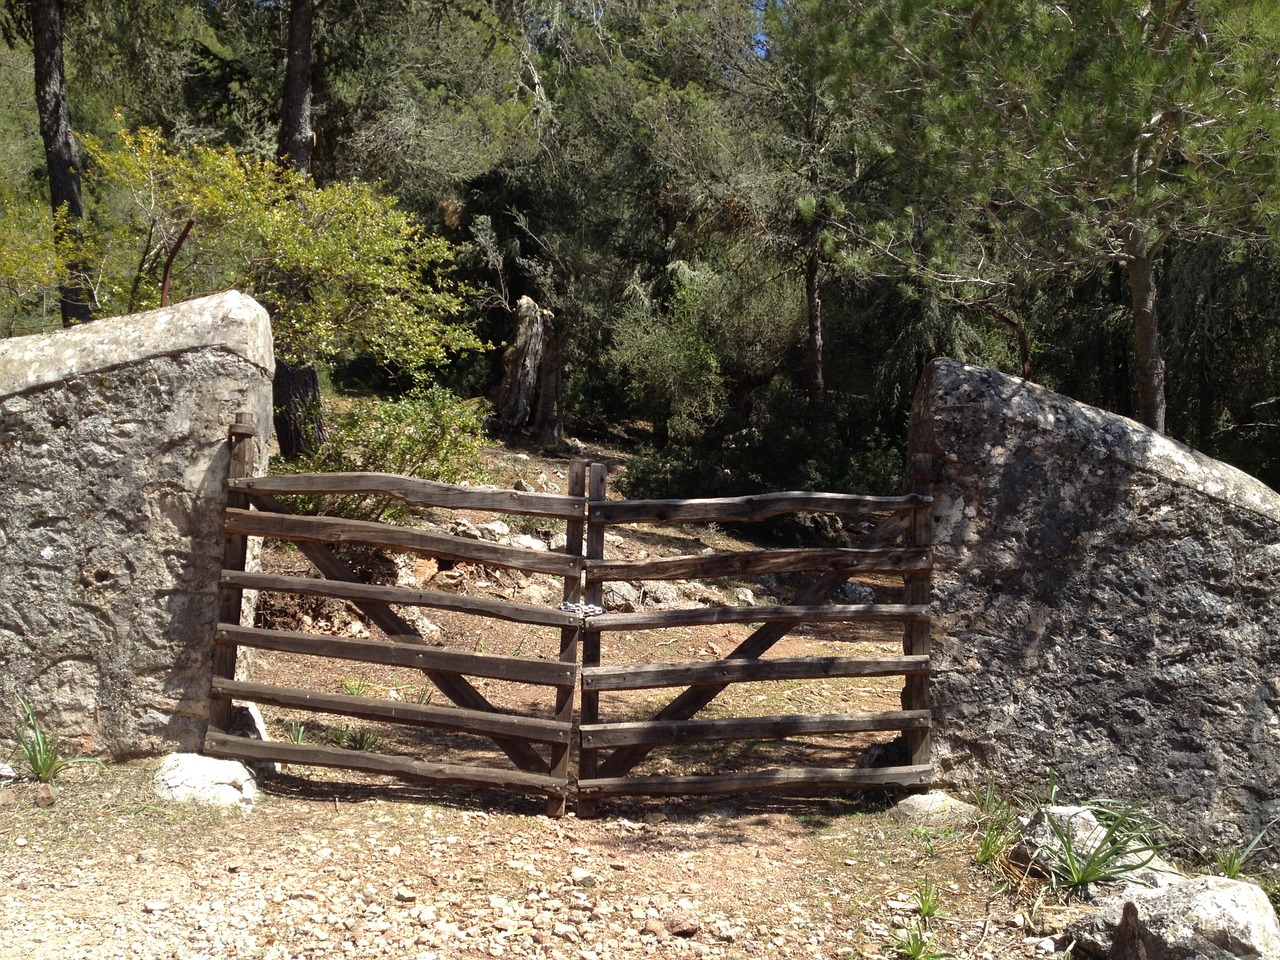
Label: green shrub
xmin=284 ymin=386 xmax=487 ymax=521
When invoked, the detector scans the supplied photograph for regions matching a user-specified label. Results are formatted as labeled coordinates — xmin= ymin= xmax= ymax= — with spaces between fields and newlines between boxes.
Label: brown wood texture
xmin=211 ymin=414 xmax=258 ymax=735
xmin=204 ymin=732 xmax=568 ymax=797
xmin=576 ymin=463 xmax=608 ymax=818
xmin=577 ymin=764 xmax=933 ymax=798
xmin=594 ymin=569 xmax=851 ymax=780
xmin=221 ymin=570 xmax=579 ymax=629
xmin=590 ymin=491 xmax=929 ymax=525
xmin=212 ymin=677 xmax=570 ymax=744
xmin=581 ymin=655 xmax=930 ymax=692
xmin=579 ymin=709 xmax=932 ymax=748
xmin=232 ymin=471 xmax=586 ymax=519
xmin=586 ymin=548 xmax=930 ymax=582
xmin=587 ymin=603 xmax=929 ymax=632
xmin=219 ymin=496 xmax=550 ymax=774
xmin=903 ymin=468 xmax=935 ymax=768
xmin=217 ymin=624 xmax=576 ymax=687
xmin=548 ymin=460 xmax=587 ymax=818
xmin=224 ymin=508 xmax=582 ymax=578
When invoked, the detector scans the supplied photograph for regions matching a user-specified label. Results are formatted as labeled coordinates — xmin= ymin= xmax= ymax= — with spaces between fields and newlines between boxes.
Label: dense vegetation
xmin=4 ymin=1 xmax=1280 ymax=493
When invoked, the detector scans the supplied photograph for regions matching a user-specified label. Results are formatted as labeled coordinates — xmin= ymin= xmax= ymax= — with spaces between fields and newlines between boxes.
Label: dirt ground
xmin=1 ymin=440 xmax=1048 ymax=960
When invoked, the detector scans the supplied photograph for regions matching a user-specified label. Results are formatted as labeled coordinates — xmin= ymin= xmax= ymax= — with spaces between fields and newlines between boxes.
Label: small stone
xmin=396 ymin=887 xmax=418 ymax=903
xmin=665 ymin=911 xmax=700 ymax=938
xmin=0 ymin=787 xmax=17 ymax=806
xmin=35 ymin=783 xmax=56 ymax=807
xmin=143 ymin=901 xmax=169 ymax=913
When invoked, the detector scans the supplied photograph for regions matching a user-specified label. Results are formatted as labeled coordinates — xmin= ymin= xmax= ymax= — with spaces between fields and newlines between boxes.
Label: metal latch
xmin=559 ymin=602 xmax=604 ymax=617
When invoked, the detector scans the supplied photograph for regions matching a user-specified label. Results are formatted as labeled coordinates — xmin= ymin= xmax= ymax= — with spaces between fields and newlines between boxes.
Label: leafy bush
xmin=10 ymin=696 xmax=103 ymax=783
xmin=284 ymin=386 xmax=487 ymax=522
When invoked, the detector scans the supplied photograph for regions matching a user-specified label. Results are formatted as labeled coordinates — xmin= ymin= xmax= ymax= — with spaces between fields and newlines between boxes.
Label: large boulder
xmin=906 ymin=359 xmax=1280 ymax=864
xmin=0 ymin=292 xmax=273 ymax=758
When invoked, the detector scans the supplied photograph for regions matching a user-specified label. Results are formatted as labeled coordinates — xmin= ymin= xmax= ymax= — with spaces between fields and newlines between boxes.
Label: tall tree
xmin=23 ymin=0 xmax=94 ymax=325
xmin=841 ymin=0 xmax=1280 ymax=433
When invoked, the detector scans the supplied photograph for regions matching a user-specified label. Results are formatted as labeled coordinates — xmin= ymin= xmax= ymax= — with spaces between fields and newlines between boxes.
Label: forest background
xmin=4 ymin=0 xmax=1280 ymax=499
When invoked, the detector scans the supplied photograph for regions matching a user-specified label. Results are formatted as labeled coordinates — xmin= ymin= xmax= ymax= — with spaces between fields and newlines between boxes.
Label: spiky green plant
xmin=11 ymin=695 xmax=103 ymax=783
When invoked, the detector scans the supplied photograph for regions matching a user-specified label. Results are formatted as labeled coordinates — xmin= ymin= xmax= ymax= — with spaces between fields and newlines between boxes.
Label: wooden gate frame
xmin=206 ymin=420 xmax=934 ymax=815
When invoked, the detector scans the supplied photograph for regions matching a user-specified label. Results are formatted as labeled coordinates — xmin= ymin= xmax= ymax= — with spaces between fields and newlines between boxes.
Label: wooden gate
xmin=206 ymin=419 xmax=933 ymax=814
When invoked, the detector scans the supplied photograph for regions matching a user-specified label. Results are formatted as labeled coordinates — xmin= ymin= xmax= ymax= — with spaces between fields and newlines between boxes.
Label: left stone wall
xmin=0 ymin=292 xmax=273 ymax=757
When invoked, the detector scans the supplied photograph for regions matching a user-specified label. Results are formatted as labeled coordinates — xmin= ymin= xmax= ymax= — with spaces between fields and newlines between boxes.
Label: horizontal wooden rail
xmin=579 ymin=709 xmax=931 ymax=748
xmin=587 ymin=603 xmax=929 ymax=632
xmin=212 ymin=677 xmax=570 ymax=744
xmin=222 ymin=570 xmax=580 ymax=629
xmin=217 ymin=624 xmax=577 ymax=687
xmin=591 ymin=492 xmax=930 ymax=525
xmin=224 ymin=508 xmax=582 ymax=577
xmin=585 ymin=548 xmax=930 ymax=582
xmin=205 ymin=732 xmax=568 ymax=796
xmin=577 ymin=764 xmax=933 ymax=798
xmin=581 ymin=655 xmax=930 ymax=691
xmin=232 ymin=472 xmax=586 ymax=519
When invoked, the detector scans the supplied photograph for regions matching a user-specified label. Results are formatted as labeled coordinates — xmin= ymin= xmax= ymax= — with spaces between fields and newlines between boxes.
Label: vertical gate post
xmin=209 ymin=413 xmax=259 ymax=735
xmin=575 ymin=462 xmax=608 ymax=818
xmin=902 ymin=453 xmax=934 ymax=766
xmin=547 ymin=460 xmax=587 ymax=817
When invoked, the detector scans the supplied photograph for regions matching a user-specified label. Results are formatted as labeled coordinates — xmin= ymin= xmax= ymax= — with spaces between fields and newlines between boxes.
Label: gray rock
xmin=1068 ymin=876 xmax=1280 ymax=959
xmin=0 ymin=293 xmax=273 ymax=758
xmin=475 ymin=520 xmax=511 ymax=543
xmin=907 ymin=359 xmax=1280 ymax=866
xmin=153 ymin=753 xmax=258 ymax=809
xmin=837 ymin=582 xmax=876 ymax=605
xmin=888 ymin=790 xmax=979 ymax=828
xmin=603 ymin=582 xmax=641 ymax=613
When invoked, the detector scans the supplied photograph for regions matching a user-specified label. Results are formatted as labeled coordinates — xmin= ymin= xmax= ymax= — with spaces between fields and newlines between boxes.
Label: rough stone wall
xmin=907 ymin=359 xmax=1280 ymax=857
xmin=0 ymin=292 xmax=273 ymax=757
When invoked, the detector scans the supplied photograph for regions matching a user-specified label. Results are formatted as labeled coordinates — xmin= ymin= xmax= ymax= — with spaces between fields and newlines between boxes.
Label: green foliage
xmin=82 ymin=124 xmax=480 ymax=372
xmin=1042 ymin=803 xmax=1161 ymax=891
xmin=285 ymin=720 xmax=307 ymax=744
xmin=10 ymin=695 xmax=104 ymax=784
xmin=1207 ymin=822 xmax=1273 ymax=880
xmin=912 ymin=877 xmax=943 ymax=924
xmin=888 ymin=919 xmax=952 ymax=960
xmin=340 ymin=677 xmax=370 ymax=698
xmin=286 ymin=386 xmax=487 ymax=521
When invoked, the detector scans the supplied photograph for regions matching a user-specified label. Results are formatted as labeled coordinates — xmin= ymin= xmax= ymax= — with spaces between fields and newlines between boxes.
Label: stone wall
xmin=0 ymin=292 xmax=273 ymax=758
xmin=907 ymin=359 xmax=1280 ymax=856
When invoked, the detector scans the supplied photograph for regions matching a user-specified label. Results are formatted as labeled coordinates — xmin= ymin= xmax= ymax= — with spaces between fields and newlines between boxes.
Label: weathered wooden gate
xmin=206 ymin=419 xmax=933 ymax=815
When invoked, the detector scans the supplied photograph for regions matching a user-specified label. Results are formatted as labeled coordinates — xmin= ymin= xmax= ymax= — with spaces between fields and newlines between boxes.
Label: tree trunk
xmin=274 ymin=0 xmax=322 ymax=459
xmin=496 ymin=295 xmax=548 ymax=433
xmin=29 ymin=0 xmax=94 ymax=326
xmin=532 ymin=326 xmax=563 ymax=446
xmin=278 ymin=0 xmax=314 ymax=174
xmin=1125 ymin=230 xmax=1166 ymax=434
xmin=805 ymin=240 xmax=825 ymax=443
xmin=273 ymin=360 xmax=328 ymax=459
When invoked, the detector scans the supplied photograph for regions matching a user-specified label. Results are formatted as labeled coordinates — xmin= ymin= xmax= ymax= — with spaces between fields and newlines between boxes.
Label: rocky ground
xmin=0 ymin=441 xmax=1085 ymax=960
xmin=1 ymin=761 xmax=1048 ymax=960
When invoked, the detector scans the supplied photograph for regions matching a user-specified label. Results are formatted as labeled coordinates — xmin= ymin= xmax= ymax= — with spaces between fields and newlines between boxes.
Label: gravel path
xmin=0 ymin=765 xmax=1034 ymax=960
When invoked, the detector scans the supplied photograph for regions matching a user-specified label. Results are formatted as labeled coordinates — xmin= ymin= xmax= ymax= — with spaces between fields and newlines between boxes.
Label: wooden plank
xmin=212 ymin=677 xmax=570 ymax=743
xmin=231 ymin=471 xmax=586 ymax=519
xmin=548 ymin=460 xmax=587 ymax=818
xmin=588 ymin=603 xmax=930 ymax=632
xmin=576 ymin=463 xmax=608 ymax=819
xmin=903 ymin=468 xmax=934 ymax=767
xmin=581 ymin=655 xmax=930 ymax=692
xmin=586 ymin=548 xmax=930 ymax=582
xmin=577 ymin=764 xmax=933 ymax=798
xmin=242 ymin=493 xmax=549 ymax=774
xmin=204 ymin=732 xmax=568 ymax=797
xmin=224 ymin=508 xmax=582 ymax=577
xmin=579 ymin=710 xmax=932 ymax=748
xmin=594 ymin=569 xmax=852 ymax=779
xmin=592 ymin=492 xmax=930 ymax=525
xmin=222 ymin=570 xmax=579 ymax=629
xmin=217 ymin=624 xmax=577 ymax=687
xmin=211 ymin=413 xmax=258 ymax=735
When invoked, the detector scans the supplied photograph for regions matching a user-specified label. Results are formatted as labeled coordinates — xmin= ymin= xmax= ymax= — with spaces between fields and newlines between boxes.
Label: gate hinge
xmin=559 ymin=602 xmax=604 ymax=617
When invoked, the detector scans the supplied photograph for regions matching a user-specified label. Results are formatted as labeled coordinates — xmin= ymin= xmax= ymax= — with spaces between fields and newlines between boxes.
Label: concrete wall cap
xmin=0 ymin=291 xmax=274 ymax=397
